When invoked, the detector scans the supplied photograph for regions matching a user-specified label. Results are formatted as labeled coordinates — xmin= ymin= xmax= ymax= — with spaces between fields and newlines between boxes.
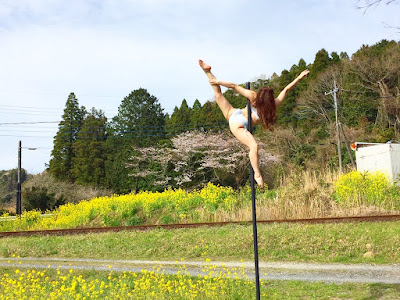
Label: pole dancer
xmin=199 ymin=59 xmax=309 ymax=189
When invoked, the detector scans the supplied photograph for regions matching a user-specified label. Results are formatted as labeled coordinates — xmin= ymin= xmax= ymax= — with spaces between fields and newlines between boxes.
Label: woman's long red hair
xmin=253 ymin=86 xmax=277 ymax=131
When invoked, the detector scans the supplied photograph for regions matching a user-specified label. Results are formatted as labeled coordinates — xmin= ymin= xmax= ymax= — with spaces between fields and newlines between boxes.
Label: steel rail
xmin=0 ymin=214 xmax=399 ymax=238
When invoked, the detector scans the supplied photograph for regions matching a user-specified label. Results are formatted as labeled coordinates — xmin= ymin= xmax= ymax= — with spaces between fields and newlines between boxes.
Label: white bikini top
xmin=251 ymin=106 xmax=260 ymax=120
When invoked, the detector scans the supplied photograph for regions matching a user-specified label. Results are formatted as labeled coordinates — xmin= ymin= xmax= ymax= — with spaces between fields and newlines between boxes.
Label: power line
xmin=0 ymin=103 xmax=187 ymax=113
xmin=0 ymin=109 xmax=309 ymax=127
xmin=0 ymin=89 xmax=205 ymax=100
xmin=0 ymin=130 xmax=227 ymax=140
xmin=0 ymin=125 xmax=226 ymax=134
xmin=0 ymin=129 xmax=58 ymax=133
xmin=0 ymin=121 xmax=60 ymax=125
xmin=0 ymin=122 xmax=231 ymax=138
xmin=0 ymin=120 xmax=229 ymax=129
xmin=0 ymin=134 xmax=54 ymax=139
xmin=0 ymin=111 xmax=61 ymax=117
xmin=0 ymin=104 xmax=63 ymax=111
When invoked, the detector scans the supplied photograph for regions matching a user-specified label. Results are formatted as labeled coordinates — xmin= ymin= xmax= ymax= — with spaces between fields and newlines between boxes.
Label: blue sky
xmin=0 ymin=0 xmax=399 ymax=174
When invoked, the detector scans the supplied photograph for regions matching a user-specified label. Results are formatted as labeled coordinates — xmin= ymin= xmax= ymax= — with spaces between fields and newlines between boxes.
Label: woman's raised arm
xmin=275 ymin=69 xmax=310 ymax=107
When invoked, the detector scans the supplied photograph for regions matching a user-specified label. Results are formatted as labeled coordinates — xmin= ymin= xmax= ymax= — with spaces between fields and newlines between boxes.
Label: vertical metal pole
xmin=246 ymin=82 xmax=261 ymax=300
xmin=17 ymin=141 xmax=22 ymax=215
xmin=333 ymin=81 xmax=342 ymax=173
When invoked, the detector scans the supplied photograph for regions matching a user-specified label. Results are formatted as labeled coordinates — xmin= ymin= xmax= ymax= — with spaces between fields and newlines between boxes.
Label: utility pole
xmin=325 ymin=80 xmax=342 ymax=173
xmin=17 ymin=141 xmax=22 ymax=215
xmin=16 ymin=141 xmax=37 ymax=215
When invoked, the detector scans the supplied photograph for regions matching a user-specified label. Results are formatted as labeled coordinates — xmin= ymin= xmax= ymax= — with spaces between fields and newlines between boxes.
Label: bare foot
xmin=199 ymin=59 xmax=211 ymax=71
xmin=254 ymin=175 xmax=264 ymax=190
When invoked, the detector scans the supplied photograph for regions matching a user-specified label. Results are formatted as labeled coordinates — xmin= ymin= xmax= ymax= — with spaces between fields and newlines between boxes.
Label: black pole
xmin=246 ymin=82 xmax=261 ymax=300
xmin=17 ymin=141 xmax=22 ymax=215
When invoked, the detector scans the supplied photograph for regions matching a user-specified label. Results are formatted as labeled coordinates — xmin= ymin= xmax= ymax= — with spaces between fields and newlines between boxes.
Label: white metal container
xmin=355 ymin=142 xmax=400 ymax=183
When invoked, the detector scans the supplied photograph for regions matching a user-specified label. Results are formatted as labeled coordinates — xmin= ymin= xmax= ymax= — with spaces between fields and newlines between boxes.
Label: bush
xmin=22 ymin=171 xmax=112 ymax=205
xmin=291 ymin=144 xmax=316 ymax=166
xmin=334 ymin=171 xmax=400 ymax=208
xmin=315 ymin=126 xmax=330 ymax=140
xmin=22 ymin=186 xmax=66 ymax=212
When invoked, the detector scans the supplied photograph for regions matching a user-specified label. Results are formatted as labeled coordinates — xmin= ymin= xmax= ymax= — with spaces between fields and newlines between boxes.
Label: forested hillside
xmin=18 ymin=40 xmax=400 ymax=200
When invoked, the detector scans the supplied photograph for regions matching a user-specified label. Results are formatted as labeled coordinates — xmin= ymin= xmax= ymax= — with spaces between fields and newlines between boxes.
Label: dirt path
xmin=1 ymin=257 xmax=400 ymax=284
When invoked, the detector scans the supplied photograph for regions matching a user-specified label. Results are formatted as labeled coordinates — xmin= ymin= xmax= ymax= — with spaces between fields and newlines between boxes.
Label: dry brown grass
xmin=212 ymin=168 xmax=399 ymax=222
xmin=0 ymin=203 xmax=15 ymax=214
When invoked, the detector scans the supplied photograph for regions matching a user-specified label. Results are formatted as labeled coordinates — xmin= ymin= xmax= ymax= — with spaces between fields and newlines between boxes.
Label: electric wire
xmin=0 ymin=111 xmax=312 ymax=139
xmin=0 ymin=121 xmax=60 ymax=125
xmin=0 ymin=125 xmax=230 ymax=139
xmin=1 ymin=91 xmax=378 ymax=140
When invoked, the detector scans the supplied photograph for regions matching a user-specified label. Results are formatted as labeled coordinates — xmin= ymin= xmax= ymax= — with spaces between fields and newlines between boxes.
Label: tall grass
xmin=214 ymin=168 xmax=400 ymax=222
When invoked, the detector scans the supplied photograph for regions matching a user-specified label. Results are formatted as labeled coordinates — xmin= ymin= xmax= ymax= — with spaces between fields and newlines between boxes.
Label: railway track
xmin=0 ymin=214 xmax=399 ymax=238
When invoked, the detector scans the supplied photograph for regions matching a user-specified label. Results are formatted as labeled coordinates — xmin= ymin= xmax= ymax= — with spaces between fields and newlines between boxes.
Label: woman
xmin=199 ymin=59 xmax=309 ymax=189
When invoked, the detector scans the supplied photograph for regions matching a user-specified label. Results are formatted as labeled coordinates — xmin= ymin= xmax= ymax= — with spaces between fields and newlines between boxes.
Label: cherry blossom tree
xmin=128 ymin=131 xmax=280 ymax=190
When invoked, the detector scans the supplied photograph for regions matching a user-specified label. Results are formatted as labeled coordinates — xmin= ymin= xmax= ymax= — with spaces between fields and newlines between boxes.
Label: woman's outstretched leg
xmin=229 ymin=125 xmax=264 ymax=189
xmin=199 ymin=59 xmax=233 ymax=120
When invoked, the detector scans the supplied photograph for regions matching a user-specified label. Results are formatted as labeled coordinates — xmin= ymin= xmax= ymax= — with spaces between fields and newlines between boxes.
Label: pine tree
xmin=201 ymin=101 xmax=226 ymax=131
xmin=311 ymin=49 xmax=332 ymax=77
xmin=298 ymin=58 xmax=307 ymax=70
xmin=110 ymin=88 xmax=165 ymax=146
xmin=276 ymin=69 xmax=297 ymax=125
xmin=71 ymin=108 xmax=107 ymax=186
xmin=49 ymin=92 xmax=86 ymax=181
xmin=331 ymin=51 xmax=341 ymax=64
xmin=190 ymin=99 xmax=203 ymax=129
xmin=224 ymin=89 xmax=246 ymax=109
xmin=340 ymin=52 xmax=349 ymax=60
xmin=166 ymin=99 xmax=192 ymax=135
xmin=105 ymin=88 xmax=165 ymax=193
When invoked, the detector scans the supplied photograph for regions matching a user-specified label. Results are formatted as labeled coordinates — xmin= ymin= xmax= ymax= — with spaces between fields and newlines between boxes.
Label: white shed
xmin=354 ymin=142 xmax=400 ymax=183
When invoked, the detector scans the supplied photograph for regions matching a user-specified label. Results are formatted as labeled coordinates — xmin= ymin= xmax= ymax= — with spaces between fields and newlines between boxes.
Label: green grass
xmin=1 ymin=221 xmax=400 ymax=264
xmin=0 ymin=267 xmax=399 ymax=299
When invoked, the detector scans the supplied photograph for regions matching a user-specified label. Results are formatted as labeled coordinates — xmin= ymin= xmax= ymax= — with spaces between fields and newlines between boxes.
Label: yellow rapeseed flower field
xmin=0 ymin=183 xmax=238 ymax=232
xmin=334 ymin=171 xmax=400 ymax=208
xmin=0 ymin=263 xmax=259 ymax=299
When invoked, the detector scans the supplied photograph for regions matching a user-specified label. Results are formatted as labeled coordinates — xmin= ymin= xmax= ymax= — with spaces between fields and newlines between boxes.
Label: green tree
xmin=190 ymin=99 xmax=203 ymax=129
xmin=104 ymin=137 xmax=136 ymax=194
xmin=298 ymin=58 xmax=307 ymax=70
xmin=331 ymin=51 xmax=341 ymax=64
xmin=48 ymin=92 xmax=86 ymax=181
xmin=224 ymin=89 xmax=247 ymax=109
xmin=105 ymin=88 xmax=165 ymax=194
xmin=71 ymin=108 xmax=107 ymax=186
xmin=166 ymin=99 xmax=192 ymax=136
xmin=276 ymin=69 xmax=297 ymax=125
xmin=311 ymin=49 xmax=332 ymax=78
xmin=110 ymin=88 xmax=165 ymax=146
xmin=199 ymin=101 xmax=226 ymax=131
xmin=340 ymin=52 xmax=349 ymax=60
